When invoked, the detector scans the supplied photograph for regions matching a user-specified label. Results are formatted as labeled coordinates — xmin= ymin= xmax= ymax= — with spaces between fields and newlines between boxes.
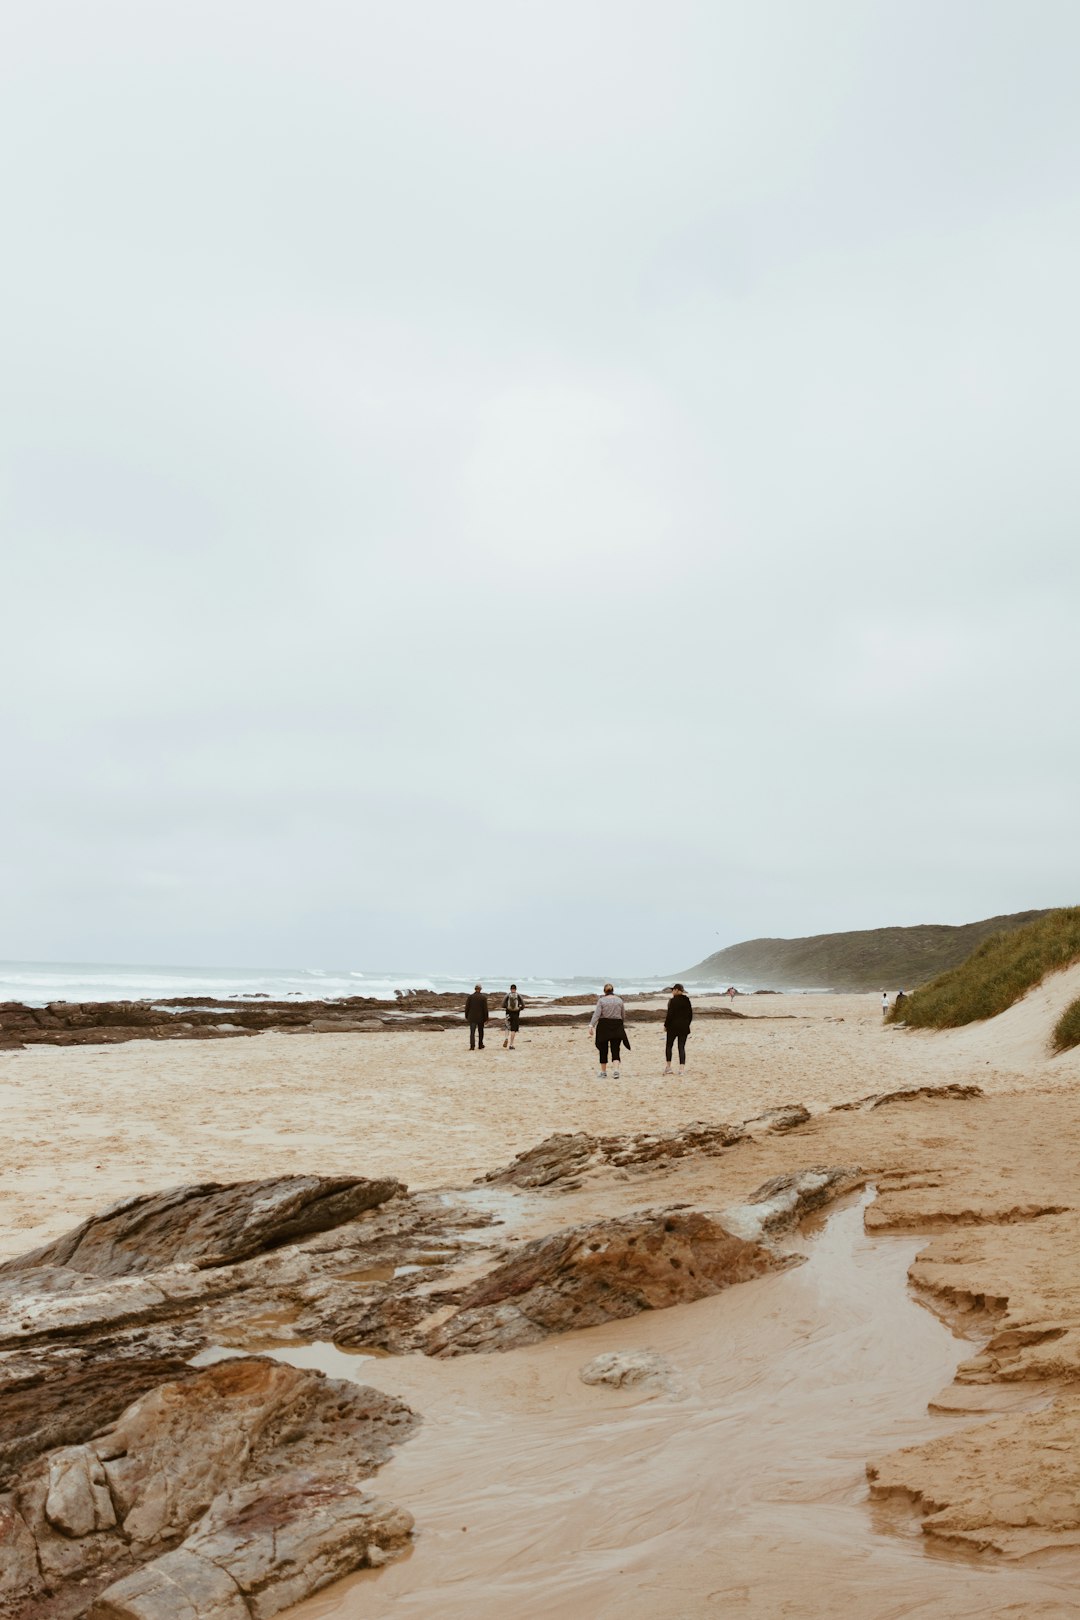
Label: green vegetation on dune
xmin=1052 ymin=997 xmax=1080 ymax=1053
xmin=890 ymin=907 xmax=1080 ymax=1030
xmin=683 ymin=910 xmax=1052 ymax=993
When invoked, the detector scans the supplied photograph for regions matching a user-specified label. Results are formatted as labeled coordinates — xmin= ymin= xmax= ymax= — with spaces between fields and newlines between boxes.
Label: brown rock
xmin=424 ymin=1207 xmax=794 ymax=1355
xmin=4 ymin=1358 xmax=417 ymax=1618
xmin=480 ymin=1120 xmax=748 ymax=1189
xmin=0 ymin=1175 xmax=404 ymax=1280
xmin=90 ymin=1477 xmax=413 ymax=1619
xmin=831 ymin=1083 xmax=983 ymax=1113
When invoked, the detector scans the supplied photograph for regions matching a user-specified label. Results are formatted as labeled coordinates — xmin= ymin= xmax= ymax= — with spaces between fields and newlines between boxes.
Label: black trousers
xmin=469 ymin=1021 xmax=485 ymax=1049
xmin=665 ymin=1030 xmax=688 ymax=1064
xmin=595 ymin=1019 xmax=623 ymax=1063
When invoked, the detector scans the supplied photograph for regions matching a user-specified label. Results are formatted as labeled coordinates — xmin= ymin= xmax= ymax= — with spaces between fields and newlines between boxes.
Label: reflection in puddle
xmin=284 ymin=1191 xmax=1080 ymax=1620
xmin=191 ymin=1339 xmax=391 ymax=1372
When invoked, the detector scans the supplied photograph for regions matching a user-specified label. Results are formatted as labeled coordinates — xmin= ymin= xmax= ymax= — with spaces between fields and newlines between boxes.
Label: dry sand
xmin=3 ymin=977 xmax=1080 ymax=1617
xmin=4 ymin=981 xmax=1080 ymax=1258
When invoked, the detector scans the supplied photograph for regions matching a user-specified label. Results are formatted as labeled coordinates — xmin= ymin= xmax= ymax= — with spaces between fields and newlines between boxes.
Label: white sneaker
xmin=613 ymin=1067 xmax=620 ymax=1078
xmin=662 ymin=1065 xmax=673 ymax=1076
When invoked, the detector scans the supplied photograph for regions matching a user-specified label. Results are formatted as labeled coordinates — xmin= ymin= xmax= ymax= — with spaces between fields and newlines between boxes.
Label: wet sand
xmin=255 ymin=1194 xmax=1078 ymax=1619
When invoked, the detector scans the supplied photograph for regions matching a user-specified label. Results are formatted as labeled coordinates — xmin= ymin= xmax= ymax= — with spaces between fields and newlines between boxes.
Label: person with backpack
xmin=502 ymin=983 xmax=525 ymax=1049
xmin=662 ymin=983 xmax=693 ymax=1075
xmin=464 ymin=984 xmax=489 ymax=1050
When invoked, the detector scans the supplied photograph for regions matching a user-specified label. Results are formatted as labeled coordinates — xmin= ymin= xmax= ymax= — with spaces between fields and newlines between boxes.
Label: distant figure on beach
xmin=881 ymin=991 xmax=889 ymax=1017
xmin=663 ymin=984 xmax=693 ymax=1075
xmin=895 ymin=989 xmax=906 ymax=1011
xmin=589 ymin=984 xmax=628 ymax=1080
xmin=502 ymin=984 xmax=524 ymax=1050
xmin=464 ymin=984 xmax=488 ymax=1050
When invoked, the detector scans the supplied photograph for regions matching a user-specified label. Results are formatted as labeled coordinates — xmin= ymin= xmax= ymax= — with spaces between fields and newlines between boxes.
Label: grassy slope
xmin=1053 ymin=997 xmax=1080 ymax=1053
xmin=890 ymin=907 xmax=1080 ymax=1030
xmin=683 ymin=910 xmax=1052 ymax=993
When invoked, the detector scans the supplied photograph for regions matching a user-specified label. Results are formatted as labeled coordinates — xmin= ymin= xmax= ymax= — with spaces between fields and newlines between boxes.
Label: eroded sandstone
xmin=1 ymin=1357 xmax=417 ymax=1620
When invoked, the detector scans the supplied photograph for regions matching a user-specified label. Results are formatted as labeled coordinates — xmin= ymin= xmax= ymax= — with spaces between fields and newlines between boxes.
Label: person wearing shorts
xmin=589 ymin=984 xmax=627 ymax=1079
xmin=663 ymin=983 xmax=693 ymax=1074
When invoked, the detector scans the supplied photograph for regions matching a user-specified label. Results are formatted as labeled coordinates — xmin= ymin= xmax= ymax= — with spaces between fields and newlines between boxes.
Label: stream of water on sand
xmin=259 ymin=1194 xmax=1079 ymax=1619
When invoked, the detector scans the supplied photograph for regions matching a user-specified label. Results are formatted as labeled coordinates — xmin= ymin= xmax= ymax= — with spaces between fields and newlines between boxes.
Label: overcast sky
xmin=2 ymin=1 xmax=1078 ymax=976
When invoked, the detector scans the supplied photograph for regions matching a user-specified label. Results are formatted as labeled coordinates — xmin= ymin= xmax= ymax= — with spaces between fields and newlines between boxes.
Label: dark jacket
xmin=664 ymin=994 xmax=693 ymax=1034
xmin=464 ymin=993 xmax=488 ymax=1024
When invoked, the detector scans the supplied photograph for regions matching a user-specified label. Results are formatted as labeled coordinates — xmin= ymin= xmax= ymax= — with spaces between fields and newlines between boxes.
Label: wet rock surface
xmin=579 ymin=1350 xmax=675 ymax=1392
xmin=422 ymin=1207 xmax=800 ymax=1356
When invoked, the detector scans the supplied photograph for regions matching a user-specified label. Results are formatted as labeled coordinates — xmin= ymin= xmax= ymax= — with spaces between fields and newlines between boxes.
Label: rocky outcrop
xmin=0 ymin=1175 xmax=403 ymax=1279
xmin=718 ymin=1167 xmax=864 ymax=1244
xmin=743 ymin=1105 xmax=811 ymax=1133
xmin=0 ymin=1343 xmax=200 ymax=1487
xmin=89 ymin=1479 xmax=412 ymax=1619
xmin=0 ymin=1142 xmax=873 ymax=1614
xmin=423 ymin=1207 xmax=798 ymax=1356
xmin=479 ymin=1121 xmax=750 ymax=1188
xmin=480 ymin=1111 xmax=814 ymax=1191
xmin=1 ymin=1358 xmax=417 ymax=1620
xmin=831 ymin=1083 xmax=983 ymax=1113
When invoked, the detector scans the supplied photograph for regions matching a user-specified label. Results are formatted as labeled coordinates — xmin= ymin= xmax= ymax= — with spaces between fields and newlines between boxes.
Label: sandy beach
xmin=3 ymin=984 xmax=1080 ymax=1259
xmin=4 ymin=978 xmax=1080 ymax=1617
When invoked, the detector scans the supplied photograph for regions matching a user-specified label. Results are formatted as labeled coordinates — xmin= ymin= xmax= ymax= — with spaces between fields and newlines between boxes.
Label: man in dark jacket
xmin=464 ymin=984 xmax=489 ymax=1050
xmin=663 ymin=984 xmax=693 ymax=1075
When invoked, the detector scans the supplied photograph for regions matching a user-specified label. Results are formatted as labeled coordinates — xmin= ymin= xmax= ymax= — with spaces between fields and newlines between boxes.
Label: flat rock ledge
xmin=480 ymin=1106 xmax=812 ymax=1190
xmin=866 ymin=1389 xmax=1080 ymax=1560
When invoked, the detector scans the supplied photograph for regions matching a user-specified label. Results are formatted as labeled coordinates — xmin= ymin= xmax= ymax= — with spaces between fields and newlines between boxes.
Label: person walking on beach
xmin=881 ymin=990 xmax=889 ymax=1017
xmin=464 ymin=984 xmax=488 ymax=1050
xmin=663 ymin=983 xmax=693 ymax=1075
xmin=502 ymin=984 xmax=524 ymax=1050
xmin=589 ymin=983 xmax=628 ymax=1079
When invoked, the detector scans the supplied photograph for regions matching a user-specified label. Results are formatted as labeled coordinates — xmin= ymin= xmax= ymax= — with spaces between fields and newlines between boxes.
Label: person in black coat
xmin=663 ymin=984 xmax=693 ymax=1074
xmin=464 ymin=984 xmax=488 ymax=1050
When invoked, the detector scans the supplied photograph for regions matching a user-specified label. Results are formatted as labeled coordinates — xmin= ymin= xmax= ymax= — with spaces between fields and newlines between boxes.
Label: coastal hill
xmin=682 ymin=909 xmax=1053 ymax=993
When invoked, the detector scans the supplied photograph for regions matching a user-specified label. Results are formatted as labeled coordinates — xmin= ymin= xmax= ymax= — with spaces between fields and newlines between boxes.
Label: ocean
xmin=0 ymin=961 xmax=750 ymax=1009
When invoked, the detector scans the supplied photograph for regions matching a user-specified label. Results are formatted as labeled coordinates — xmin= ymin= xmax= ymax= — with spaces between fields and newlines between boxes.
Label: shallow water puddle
xmin=275 ymin=1194 xmax=1079 ymax=1619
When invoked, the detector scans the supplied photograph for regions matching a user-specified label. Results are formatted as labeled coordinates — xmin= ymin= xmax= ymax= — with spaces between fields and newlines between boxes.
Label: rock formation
xmin=0 ymin=1175 xmax=404 ymax=1279
xmin=0 ymin=1357 xmax=417 ymax=1620
xmin=0 ymin=1137 xmax=876 ymax=1615
xmin=423 ymin=1207 xmax=800 ymax=1356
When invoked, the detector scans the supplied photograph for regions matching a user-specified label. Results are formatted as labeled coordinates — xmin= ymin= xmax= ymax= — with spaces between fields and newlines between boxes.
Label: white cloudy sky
xmin=2 ymin=1 xmax=1078 ymax=975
